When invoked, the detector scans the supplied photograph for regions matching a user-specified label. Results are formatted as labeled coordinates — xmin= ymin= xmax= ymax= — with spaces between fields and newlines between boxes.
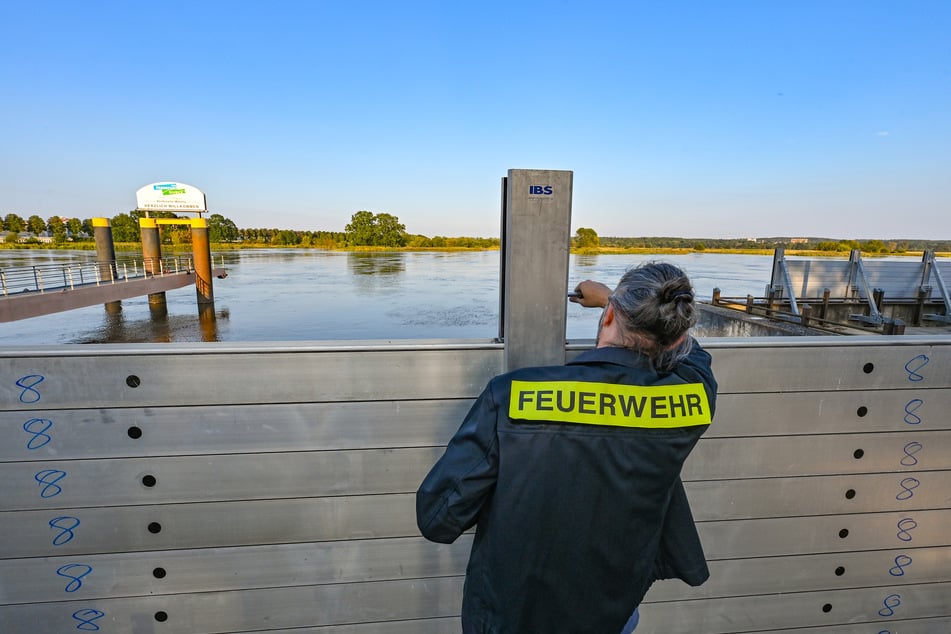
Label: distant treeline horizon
xmin=3 ymin=209 xmax=950 ymax=253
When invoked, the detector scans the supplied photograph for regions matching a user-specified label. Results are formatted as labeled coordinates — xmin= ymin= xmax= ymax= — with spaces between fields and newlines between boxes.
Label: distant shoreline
xmin=1 ymin=242 xmax=948 ymax=258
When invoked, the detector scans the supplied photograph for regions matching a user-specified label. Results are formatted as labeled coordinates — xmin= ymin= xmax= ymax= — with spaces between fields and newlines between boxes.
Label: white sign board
xmin=135 ymin=182 xmax=207 ymax=213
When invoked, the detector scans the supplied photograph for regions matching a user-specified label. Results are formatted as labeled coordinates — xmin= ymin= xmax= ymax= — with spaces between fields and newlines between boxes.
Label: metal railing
xmin=0 ymin=255 xmax=223 ymax=297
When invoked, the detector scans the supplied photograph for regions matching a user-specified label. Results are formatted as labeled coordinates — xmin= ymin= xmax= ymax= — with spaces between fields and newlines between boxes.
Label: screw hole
xmin=153 ymin=567 xmax=167 ymax=579
xmin=126 ymin=375 xmax=141 ymax=388
xmin=863 ymin=363 xmax=874 ymax=374
xmin=154 ymin=611 xmax=168 ymax=622
xmin=148 ymin=522 xmax=162 ymax=534
xmin=838 ymin=528 xmax=849 ymax=539
xmin=822 ymin=603 xmax=832 ymax=613
xmin=835 ymin=566 xmax=845 ymax=576
xmin=853 ymin=449 xmax=864 ymax=459
xmin=857 ymin=406 xmax=868 ymax=417
xmin=142 ymin=475 xmax=157 ymax=487
xmin=845 ymin=489 xmax=856 ymax=499
xmin=127 ymin=426 xmax=143 ymax=439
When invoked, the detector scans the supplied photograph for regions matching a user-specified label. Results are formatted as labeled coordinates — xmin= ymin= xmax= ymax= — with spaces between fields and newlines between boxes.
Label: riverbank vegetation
xmin=2 ymin=210 xmax=949 ymax=256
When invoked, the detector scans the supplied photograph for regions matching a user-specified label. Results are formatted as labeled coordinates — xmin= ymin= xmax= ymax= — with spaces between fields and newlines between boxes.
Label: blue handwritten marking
xmin=34 ymin=469 xmax=67 ymax=498
xmin=49 ymin=516 xmax=80 ymax=546
xmin=72 ymin=609 xmax=105 ymax=631
xmin=23 ymin=418 xmax=53 ymax=449
xmin=896 ymin=517 xmax=917 ymax=542
xmin=878 ymin=593 xmax=902 ymax=617
xmin=903 ymin=355 xmax=929 ymax=382
xmin=900 ymin=442 xmax=923 ymax=467
xmin=896 ymin=477 xmax=921 ymax=501
xmin=903 ymin=399 xmax=923 ymax=425
xmin=57 ymin=564 xmax=93 ymax=592
xmin=889 ymin=554 xmax=913 ymax=577
xmin=16 ymin=374 xmax=45 ymax=403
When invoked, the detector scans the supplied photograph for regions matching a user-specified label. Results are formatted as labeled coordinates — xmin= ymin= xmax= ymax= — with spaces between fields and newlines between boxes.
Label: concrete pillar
xmin=139 ymin=217 xmax=167 ymax=311
xmin=92 ymin=217 xmax=121 ymax=313
xmin=191 ymin=218 xmax=214 ymax=306
xmin=501 ymin=169 xmax=573 ymax=371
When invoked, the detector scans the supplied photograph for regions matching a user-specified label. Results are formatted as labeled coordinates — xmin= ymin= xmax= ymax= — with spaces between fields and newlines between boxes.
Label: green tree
xmin=47 ymin=216 xmax=68 ymax=245
xmin=693 ymin=241 xmax=706 ymax=251
xmin=273 ymin=229 xmax=300 ymax=245
xmin=574 ymin=227 xmax=600 ymax=249
xmin=67 ymin=217 xmax=84 ymax=238
xmin=28 ymin=215 xmax=46 ymax=235
xmin=208 ymin=213 xmax=240 ymax=242
xmin=3 ymin=213 xmax=26 ymax=232
xmin=345 ymin=211 xmax=407 ymax=247
xmin=110 ymin=213 xmax=141 ymax=242
xmin=862 ymin=239 xmax=888 ymax=253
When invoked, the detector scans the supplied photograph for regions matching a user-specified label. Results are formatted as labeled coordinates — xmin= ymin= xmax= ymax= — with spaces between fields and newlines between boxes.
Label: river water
xmin=0 ymin=249 xmax=776 ymax=345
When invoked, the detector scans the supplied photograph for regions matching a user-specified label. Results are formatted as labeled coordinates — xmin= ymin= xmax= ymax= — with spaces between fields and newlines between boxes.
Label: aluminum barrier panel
xmin=1 ymin=337 xmax=950 ymax=633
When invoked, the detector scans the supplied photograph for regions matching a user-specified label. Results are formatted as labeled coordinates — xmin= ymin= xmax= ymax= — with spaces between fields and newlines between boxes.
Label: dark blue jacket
xmin=416 ymin=342 xmax=717 ymax=634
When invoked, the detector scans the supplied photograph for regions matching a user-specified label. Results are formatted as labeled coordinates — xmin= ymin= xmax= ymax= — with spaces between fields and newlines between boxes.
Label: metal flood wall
xmin=1 ymin=337 xmax=950 ymax=633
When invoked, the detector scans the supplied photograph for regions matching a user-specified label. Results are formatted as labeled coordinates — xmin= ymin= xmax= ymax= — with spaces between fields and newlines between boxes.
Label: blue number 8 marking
xmin=903 ymin=399 xmax=923 ymax=425
xmin=889 ymin=554 xmax=913 ymax=577
xmin=896 ymin=477 xmax=921 ymax=501
xmin=900 ymin=442 xmax=923 ymax=467
xmin=72 ymin=609 xmax=105 ymax=631
xmin=57 ymin=564 xmax=93 ymax=592
xmin=16 ymin=374 xmax=45 ymax=403
xmin=49 ymin=516 xmax=80 ymax=546
xmin=23 ymin=418 xmax=53 ymax=449
xmin=896 ymin=517 xmax=917 ymax=542
xmin=904 ymin=355 xmax=929 ymax=382
xmin=34 ymin=469 xmax=67 ymax=498
xmin=878 ymin=593 xmax=902 ymax=617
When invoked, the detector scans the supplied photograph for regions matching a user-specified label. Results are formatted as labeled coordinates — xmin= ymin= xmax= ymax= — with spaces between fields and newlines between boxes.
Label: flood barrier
xmin=1 ymin=336 xmax=949 ymax=633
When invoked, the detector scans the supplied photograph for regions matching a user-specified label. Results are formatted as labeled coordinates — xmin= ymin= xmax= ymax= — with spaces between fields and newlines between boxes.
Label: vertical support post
xmin=92 ymin=218 xmax=121 ymax=313
xmin=914 ymin=288 xmax=928 ymax=326
xmin=800 ymin=303 xmax=812 ymax=328
xmin=821 ymin=288 xmax=831 ymax=320
xmin=139 ymin=217 xmax=167 ymax=314
xmin=712 ymin=288 xmax=721 ymax=305
xmin=191 ymin=218 xmax=215 ymax=306
xmin=873 ymin=288 xmax=885 ymax=313
xmin=501 ymin=169 xmax=573 ymax=371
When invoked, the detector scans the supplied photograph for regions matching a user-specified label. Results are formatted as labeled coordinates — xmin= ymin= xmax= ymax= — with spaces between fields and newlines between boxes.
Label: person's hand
xmin=569 ymin=280 xmax=612 ymax=308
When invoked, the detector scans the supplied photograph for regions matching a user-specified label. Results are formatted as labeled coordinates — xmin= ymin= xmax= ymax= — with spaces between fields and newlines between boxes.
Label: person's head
xmin=597 ymin=261 xmax=697 ymax=370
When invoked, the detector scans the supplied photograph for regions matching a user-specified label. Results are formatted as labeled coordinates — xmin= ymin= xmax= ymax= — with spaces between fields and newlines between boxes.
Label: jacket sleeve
xmin=649 ymin=477 xmax=710 ymax=586
xmin=415 ymin=381 xmax=501 ymax=543
xmin=679 ymin=338 xmax=718 ymax=418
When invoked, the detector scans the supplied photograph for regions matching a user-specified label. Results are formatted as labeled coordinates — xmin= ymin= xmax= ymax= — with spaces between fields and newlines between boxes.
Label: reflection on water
xmin=347 ymin=252 xmax=406 ymax=276
xmin=574 ymin=254 xmax=599 ymax=268
xmin=71 ymin=303 xmax=228 ymax=343
xmin=0 ymin=248 xmax=791 ymax=345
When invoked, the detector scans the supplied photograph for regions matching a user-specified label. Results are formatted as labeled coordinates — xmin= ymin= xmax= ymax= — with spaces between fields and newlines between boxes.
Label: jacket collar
xmin=567 ymin=346 xmax=654 ymax=370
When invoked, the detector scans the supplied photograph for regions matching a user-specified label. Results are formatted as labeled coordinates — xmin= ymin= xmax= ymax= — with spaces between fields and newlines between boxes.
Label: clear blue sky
xmin=2 ymin=1 xmax=949 ymax=240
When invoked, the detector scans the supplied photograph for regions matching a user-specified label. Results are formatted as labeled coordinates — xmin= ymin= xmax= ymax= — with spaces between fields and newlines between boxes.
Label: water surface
xmin=0 ymin=249 xmax=775 ymax=345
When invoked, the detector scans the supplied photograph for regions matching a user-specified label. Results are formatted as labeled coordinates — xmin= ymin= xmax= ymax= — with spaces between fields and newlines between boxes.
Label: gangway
xmin=0 ymin=256 xmax=227 ymax=322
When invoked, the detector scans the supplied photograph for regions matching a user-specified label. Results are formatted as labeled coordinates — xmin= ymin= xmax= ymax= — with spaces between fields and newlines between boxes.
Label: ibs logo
xmin=529 ymin=185 xmax=553 ymax=195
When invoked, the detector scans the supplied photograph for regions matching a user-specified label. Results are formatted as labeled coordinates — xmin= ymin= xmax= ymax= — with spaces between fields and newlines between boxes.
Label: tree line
xmin=3 ymin=210 xmax=948 ymax=253
xmin=1 ymin=210 xmax=500 ymax=249
xmin=588 ymin=233 xmax=951 ymax=253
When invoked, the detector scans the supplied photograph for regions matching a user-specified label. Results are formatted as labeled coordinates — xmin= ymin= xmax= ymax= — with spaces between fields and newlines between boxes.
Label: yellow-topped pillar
xmin=139 ymin=217 xmax=167 ymax=312
xmin=92 ymin=217 xmax=121 ymax=313
xmin=190 ymin=217 xmax=214 ymax=306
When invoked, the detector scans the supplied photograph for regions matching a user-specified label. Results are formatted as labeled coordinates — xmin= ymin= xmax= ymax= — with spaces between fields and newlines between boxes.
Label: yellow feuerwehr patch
xmin=509 ymin=380 xmax=711 ymax=428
